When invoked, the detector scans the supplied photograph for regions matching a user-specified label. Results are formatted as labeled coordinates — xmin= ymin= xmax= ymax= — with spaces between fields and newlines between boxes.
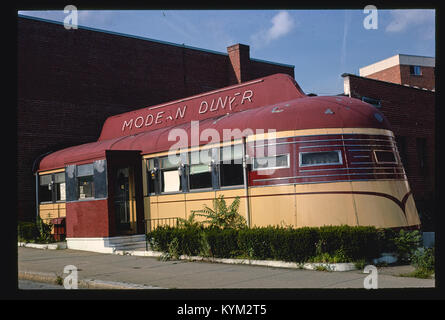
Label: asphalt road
xmin=18 ymin=247 xmax=434 ymax=290
xmin=18 ymin=280 xmax=64 ymax=290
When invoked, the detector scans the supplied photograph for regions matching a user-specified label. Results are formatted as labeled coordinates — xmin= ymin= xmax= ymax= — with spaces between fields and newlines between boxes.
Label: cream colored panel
xmin=249 ymin=185 xmax=296 ymax=227
xmin=350 ymin=180 xmax=418 ymax=228
xmin=353 ymin=195 xmax=406 ymax=228
xmin=149 ymin=195 xmax=158 ymax=220
xmin=185 ymin=191 xmax=216 ymax=224
xmin=404 ymin=195 xmax=421 ymax=226
xmin=156 ymin=193 xmax=186 ymax=220
xmin=294 ymin=181 xmax=353 ymax=193
xmin=296 ymin=193 xmax=357 ymax=227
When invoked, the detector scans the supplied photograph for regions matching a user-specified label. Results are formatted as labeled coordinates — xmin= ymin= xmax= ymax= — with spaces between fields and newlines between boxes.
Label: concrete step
xmin=114 ymin=241 xmax=147 ymax=251
xmin=105 ymin=234 xmax=146 ymax=246
xmin=67 ymin=234 xmax=148 ymax=254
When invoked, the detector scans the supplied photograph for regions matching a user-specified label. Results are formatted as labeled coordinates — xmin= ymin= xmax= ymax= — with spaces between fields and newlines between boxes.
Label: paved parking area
xmin=18 ymin=247 xmax=434 ymax=289
xmin=19 ymin=280 xmax=64 ymax=290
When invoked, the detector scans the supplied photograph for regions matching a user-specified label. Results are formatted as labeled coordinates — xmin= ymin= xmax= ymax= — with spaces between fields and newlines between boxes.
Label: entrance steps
xmin=66 ymin=234 xmax=147 ymax=254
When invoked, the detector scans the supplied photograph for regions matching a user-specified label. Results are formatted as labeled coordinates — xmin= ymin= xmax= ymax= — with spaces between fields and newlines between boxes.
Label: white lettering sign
xmin=121 ymin=90 xmax=255 ymax=132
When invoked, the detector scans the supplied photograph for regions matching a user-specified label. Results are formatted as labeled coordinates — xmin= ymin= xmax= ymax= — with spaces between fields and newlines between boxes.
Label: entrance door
xmin=114 ymin=167 xmax=135 ymax=234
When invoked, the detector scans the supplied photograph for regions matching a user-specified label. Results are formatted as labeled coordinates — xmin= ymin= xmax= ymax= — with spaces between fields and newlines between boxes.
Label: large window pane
xmin=300 ymin=151 xmax=341 ymax=166
xmin=54 ymin=172 xmax=66 ymax=201
xmin=159 ymin=156 xmax=182 ymax=193
xmin=39 ymin=174 xmax=52 ymax=203
xmin=189 ymin=151 xmax=212 ymax=190
xmin=220 ymin=145 xmax=244 ymax=187
xmin=78 ymin=175 xmax=94 ymax=199
xmin=77 ymin=164 xmax=94 ymax=199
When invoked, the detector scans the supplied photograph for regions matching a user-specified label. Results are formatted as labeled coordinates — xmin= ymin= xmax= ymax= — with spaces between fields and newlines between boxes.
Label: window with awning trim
xmin=77 ymin=164 xmax=94 ymax=199
xmin=62 ymin=160 xmax=108 ymax=202
xmin=144 ymin=144 xmax=247 ymax=195
xmin=299 ymin=151 xmax=342 ymax=167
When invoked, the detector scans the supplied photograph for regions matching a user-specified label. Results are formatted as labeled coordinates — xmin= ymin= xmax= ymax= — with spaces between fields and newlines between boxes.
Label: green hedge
xmin=147 ymin=226 xmax=202 ymax=256
xmin=317 ymin=226 xmax=380 ymax=260
xmin=18 ymin=221 xmax=40 ymax=242
xmin=147 ymin=225 xmax=385 ymax=263
xmin=203 ymin=227 xmax=241 ymax=258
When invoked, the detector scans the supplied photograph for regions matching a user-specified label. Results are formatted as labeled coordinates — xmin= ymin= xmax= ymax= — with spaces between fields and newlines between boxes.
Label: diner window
xmin=39 ymin=174 xmax=53 ymax=203
xmin=189 ymin=150 xmax=213 ymax=190
xmin=300 ymin=150 xmax=342 ymax=167
xmin=146 ymin=158 xmax=157 ymax=195
xmin=39 ymin=172 xmax=66 ymax=203
xmin=253 ymin=154 xmax=289 ymax=170
xmin=159 ymin=156 xmax=182 ymax=193
xmin=77 ymin=164 xmax=94 ymax=199
xmin=54 ymin=172 xmax=66 ymax=201
xmin=220 ymin=144 xmax=244 ymax=187
xmin=374 ymin=150 xmax=397 ymax=164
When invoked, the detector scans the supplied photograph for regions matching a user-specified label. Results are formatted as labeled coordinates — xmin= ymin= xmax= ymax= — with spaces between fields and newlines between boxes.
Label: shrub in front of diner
xmin=18 ymin=217 xmax=55 ymax=244
xmin=146 ymin=197 xmax=423 ymax=265
xmin=147 ymin=225 xmax=385 ymax=263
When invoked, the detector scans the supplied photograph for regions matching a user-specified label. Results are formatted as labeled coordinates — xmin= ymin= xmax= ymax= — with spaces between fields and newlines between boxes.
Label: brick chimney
xmin=227 ymin=44 xmax=250 ymax=84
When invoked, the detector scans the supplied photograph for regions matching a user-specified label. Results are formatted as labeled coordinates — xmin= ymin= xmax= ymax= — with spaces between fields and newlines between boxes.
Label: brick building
xmin=359 ymin=54 xmax=435 ymax=91
xmin=342 ymin=55 xmax=435 ymax=229
xmin=17 ymin=15 xmax=294 ymax=222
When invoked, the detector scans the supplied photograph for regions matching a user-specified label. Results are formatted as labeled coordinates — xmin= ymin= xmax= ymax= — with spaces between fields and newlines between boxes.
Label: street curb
xmin=18 ymin=270 xmax=164 ymax=289
xmin=115 ymin=249 xmax=358 ymax=272
xmin=18 ymin=242 xmax=67 ymax=250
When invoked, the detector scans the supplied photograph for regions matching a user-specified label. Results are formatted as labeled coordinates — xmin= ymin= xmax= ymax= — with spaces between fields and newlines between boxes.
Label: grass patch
xmin=399 ymin=268 xmax=434 ymax=279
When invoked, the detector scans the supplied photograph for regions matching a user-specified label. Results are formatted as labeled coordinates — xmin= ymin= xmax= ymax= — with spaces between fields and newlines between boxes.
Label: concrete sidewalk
xmin=18 ymin=247 xmax=434 ymax=289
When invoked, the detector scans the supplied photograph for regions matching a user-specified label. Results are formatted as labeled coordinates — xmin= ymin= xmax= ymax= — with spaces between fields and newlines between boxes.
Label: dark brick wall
xmin=17 ymin=16 xmax=294 ymax=221
xmin=345 ymin=75 xmax=435 ymax=208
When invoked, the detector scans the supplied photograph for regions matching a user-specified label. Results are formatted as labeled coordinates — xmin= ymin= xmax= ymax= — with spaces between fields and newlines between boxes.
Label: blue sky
xmin=18 ymin=9 xmax=435 ymax=95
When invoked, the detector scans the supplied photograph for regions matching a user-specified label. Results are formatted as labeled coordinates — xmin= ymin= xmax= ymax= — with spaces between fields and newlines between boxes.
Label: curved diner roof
xmin=38 ymin=75 xmax=392 ymax=172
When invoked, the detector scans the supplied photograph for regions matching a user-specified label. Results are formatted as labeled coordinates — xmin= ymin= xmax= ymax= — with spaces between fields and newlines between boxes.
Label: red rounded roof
xmin=38 ymin=94 xmax=391 ymax=172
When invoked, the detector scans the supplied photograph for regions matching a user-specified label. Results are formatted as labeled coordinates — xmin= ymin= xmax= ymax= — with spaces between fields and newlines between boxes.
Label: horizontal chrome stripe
xmin=300 ymin=166 xmax=404 ymax=172
xmin=348 ymin=149 xmax=373 ymax=152
xmin=253 ymin=137 xmax=395 ymax=148
xmin=350 ymin=161 xmax=375 ymax=164
xmin=250 ymin=178 xmax=407 ymax=187
xmin=253 ymin=172 xmax=406 ymax=182
xmin=300 ymin=144 xmax=395 ymax=149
